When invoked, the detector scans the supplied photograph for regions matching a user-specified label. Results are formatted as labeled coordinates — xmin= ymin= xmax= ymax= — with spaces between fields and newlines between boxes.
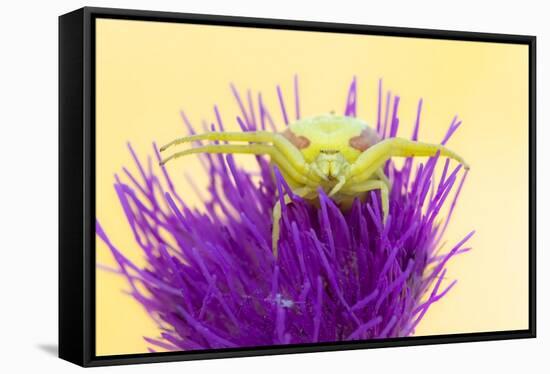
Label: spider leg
xmin=376 ymin=169 xmax=391 ymax=190
xmin=329 ymin=176 xmax=346 ymax=196
xmin=160 ymin=131 xmax=319 ymax=182
xmin=161 ymin=131 xmax=279 ymax=151
xmin=272 ymin=187 xmax=313 ymax=257
xmin=161 ymin=144 xmax=317 ymax=188
xmin=346 ymin=179 xmax=389 ymax=222
xmin=349 ymin=137 xmax=469 ymax=183
xmin=276 ymin=168 xmax=306 ymax=190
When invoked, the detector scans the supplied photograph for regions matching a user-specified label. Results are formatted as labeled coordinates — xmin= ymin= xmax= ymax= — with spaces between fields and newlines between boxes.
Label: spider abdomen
xmin=282 ymin=114 xmax=380 ymax=163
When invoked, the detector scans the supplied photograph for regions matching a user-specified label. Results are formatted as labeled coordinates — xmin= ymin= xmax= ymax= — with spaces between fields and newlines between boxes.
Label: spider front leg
xmin=160 ymin=132 xmax=324 ymax=257
xmin=345 ymin=177 xmax=390 ymax=223
xmin=271 ymin=187 xmax=313 ymax=258
xmin=376 ymin=169 xmax=391 ymax=190
xmin=160 ymin=131 xmax=321 ymax=183
xmin=349 ymin=137 xmax=469 ymax=183
xmin=160 ymin=143 xmax=318 ymax=188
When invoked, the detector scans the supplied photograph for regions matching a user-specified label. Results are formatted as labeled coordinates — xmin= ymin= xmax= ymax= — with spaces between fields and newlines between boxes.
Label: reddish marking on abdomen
xmin=349 ymin=128 xmax=380 ymax=151
xmin=282 ymin=129 xmax=310 ymax=149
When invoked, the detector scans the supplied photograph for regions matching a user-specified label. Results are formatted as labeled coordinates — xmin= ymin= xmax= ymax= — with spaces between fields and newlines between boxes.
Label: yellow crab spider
xmin=160 ymin=114 xmax=469 ymax=257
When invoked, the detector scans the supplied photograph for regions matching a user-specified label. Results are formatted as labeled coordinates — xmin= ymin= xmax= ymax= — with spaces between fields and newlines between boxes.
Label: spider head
xmin=311 ymin=151 xmax=350 ymax=182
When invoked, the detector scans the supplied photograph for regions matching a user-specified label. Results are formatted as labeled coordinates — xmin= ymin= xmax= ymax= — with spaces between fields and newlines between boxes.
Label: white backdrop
xmin=0 ymin=0 xmax=546 ymax=372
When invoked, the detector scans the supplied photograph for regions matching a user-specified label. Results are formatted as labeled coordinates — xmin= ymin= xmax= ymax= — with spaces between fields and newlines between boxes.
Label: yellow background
xmin=95 ymin=19 xmax=529 ymax=356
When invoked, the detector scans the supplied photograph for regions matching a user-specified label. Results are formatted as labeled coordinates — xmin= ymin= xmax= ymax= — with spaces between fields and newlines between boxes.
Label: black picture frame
xmin=59 ymin=6 xmax=537 ymax=367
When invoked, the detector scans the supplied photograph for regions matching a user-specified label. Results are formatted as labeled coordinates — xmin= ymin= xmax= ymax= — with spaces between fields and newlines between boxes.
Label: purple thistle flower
xmin=96 ymin=77 xmax=473 ymax=351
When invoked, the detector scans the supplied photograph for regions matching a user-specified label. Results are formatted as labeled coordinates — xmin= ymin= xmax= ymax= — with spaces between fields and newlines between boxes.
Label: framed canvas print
xmin=59 ymin=6 xmax=536 ymax=367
